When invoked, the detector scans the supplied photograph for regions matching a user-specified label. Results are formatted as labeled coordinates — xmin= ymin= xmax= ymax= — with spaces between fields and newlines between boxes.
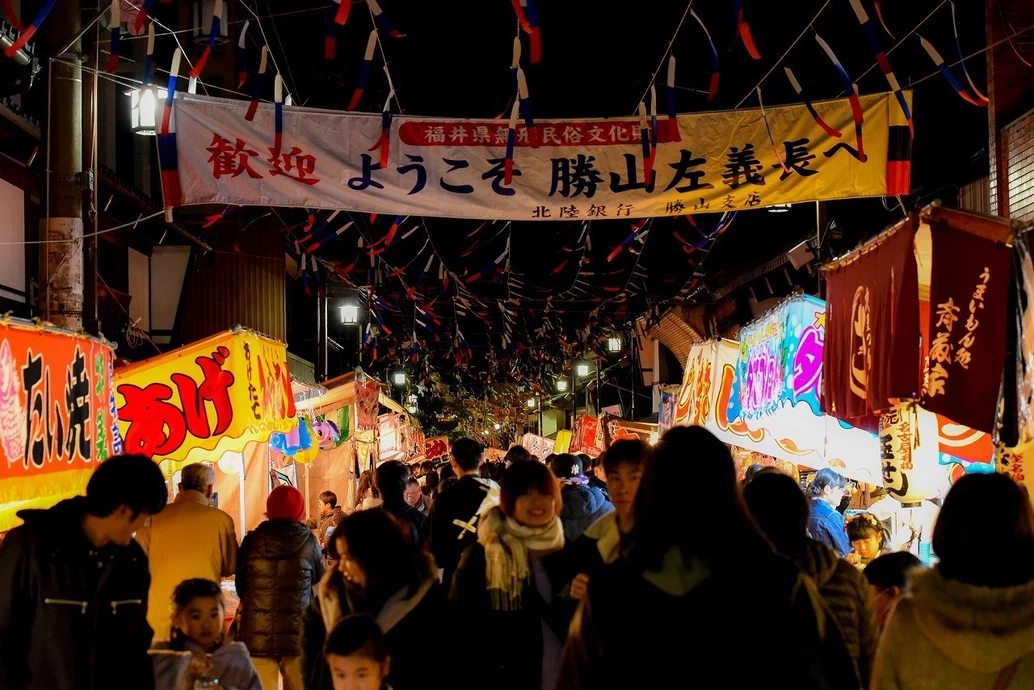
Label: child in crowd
xmin=846 ymin=513 xmax=891 ymax=566
xmin=863 ymin=551 xmax=924 ymax=630
xmin=324 ymin=614 xmax=392 ymax=690
xmin=151 ymin=579 xmax=262 ymax=690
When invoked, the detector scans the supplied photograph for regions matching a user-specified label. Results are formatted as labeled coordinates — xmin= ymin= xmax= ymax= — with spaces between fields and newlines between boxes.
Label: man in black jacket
xmin=376 ymin=460 xmax=428 ymax=545
xmin=428 ymin=438 xmax=498 ymax=589
xmin=0 ymin=454 xmax=168 ymax=690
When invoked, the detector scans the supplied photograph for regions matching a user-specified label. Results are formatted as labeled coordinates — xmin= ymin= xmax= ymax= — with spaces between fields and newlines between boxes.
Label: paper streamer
xmin=135 ymin=0 xmax=156 ymax=34
xmin=666 ymin=55 xmax=677 ymax=118
xmin=273 ymin=73 xmax=284 ymax=156
xmin=814 ymin=32 xmax=866 ymax=161
xmin=160 ymin=48 xmax=181 ymax=136
xmin=637 ymin=101 xmax=652 ymax=182
xmin=784 ymin=66 xmax=841 ymax=138
xmin=368 ymin=0 xmax=404 ymax=38
xmin=142 ymin=22 xmax=156 ymax=85
xmin=245 ymin=46 xmax=267 ymax=121
xmin=505 ymin=100 xmax=519 ymax=184
xmin=950 ymin=1 xmax=989 ymax=103
xmin=524 ymin=0 xmax=542 ymax=63
xmin=873 ymin=0 xmax=895 ymax=38
xmin=106 ymin=0 xmax=121 ymax=73
xmin=848 ymin=0 xmax=912 ymax=135
xmin=732 ymin=0 xmax=761 ymax=60
xmin=690 ymin=9 xmax=720 ymax=101
xmin=919 ymin=35 xmax=986 ymax=106
xmin=648 ymin=85 xmax=658 ymax=173
xmin=517 ymin=68 xmax=534 ymax=128
xmin=188 ymin=0 xmax=221 ymax=80
xmin=236 ymin=20 xmax=250 ymax=87
xmin=757 ymin=87 xmax=789 ymax=173
xmin=348 ymin=30 xmax=378 ymax=111
xmin=4 ymin=0 xmax=57 ymax=58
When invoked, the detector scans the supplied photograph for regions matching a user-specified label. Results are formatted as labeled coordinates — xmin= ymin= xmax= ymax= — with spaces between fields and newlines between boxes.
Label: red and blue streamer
xmin=919 ymin=35 xmax=986 ymax=107
xmin=326 ymin=0 xmax=352 ymax=55
xmin=106 ymin=0 xmax=121 ymax=73
xmin=135 ymin=0 xmax=157 ymax=34
xmin=245 ymin=46 xmax=267 ymax=122
xmin=505 ymin=100 xmax=518 ymax=185
xmin=666 ymin=55 xmax=677 ymax=118
xmin=160 ymin=48 xmax=181 ymax=136
xmin=690 ymin=9 xmax=720 ymax=101
xmin=273 ymin=74 xmax=284 ymax=156
xmin=873 ymin=1 xmax=895 ymax=38
xmin=189 ymin=0 xmax=221 ymax=80
xmin=814 ymin=32 xmax=866 ymax=161
xmin=757 ymin=87 xmax=789 ymax=173
xmin=368 ymin=0 xmax=404 ymax=38
xmin=524 ymin=0 xmax=541 ymax=64
xmin=203 ymin=205 xmax=239 ymax=229
xmin=142 ymin=22 xmax=156 ymax=85
xmin=848 ymin=0 xmax=912 ymax=135
xmin=637 ymin=101 xmax=652 ymax=182
xmin=4 ymin=0 xmax=57 ymax=58
xmin=607 ymin=221 xmax=649 ymax=263
xmin=950 ymin=1 xmax=989 ymax=104
xmin=236 ymin=20 xmax=250 ymax=88
xmin=348 ymin=30 xmax=378 ymax=111
xmin=517 ymin=68 xmax=534 ymax=129
xmin=732 ymin=0 xmax=761 ymax=60
xmin=784 ymin=66 xmax=841 ymax=138
xmin=157 ymin=49 xmax=182 ymax=208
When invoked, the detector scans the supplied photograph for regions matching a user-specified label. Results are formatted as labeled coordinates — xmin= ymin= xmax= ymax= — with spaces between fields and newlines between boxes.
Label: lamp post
xmin=340 ymin=302 xmax=362 ymax=370
xmin=606 ymin=335 xmax=622 ymax=353
xmin=128 ymin=87 xmax=168 ymax=136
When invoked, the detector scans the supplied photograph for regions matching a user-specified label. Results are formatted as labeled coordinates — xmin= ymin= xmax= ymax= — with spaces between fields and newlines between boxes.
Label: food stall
xmin=0 ymin=318 xmax=121 ymax=533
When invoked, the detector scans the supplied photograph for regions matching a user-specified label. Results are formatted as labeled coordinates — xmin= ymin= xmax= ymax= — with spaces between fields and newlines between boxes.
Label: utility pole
xmin=42 ymin=0 xmax=84 ymax=330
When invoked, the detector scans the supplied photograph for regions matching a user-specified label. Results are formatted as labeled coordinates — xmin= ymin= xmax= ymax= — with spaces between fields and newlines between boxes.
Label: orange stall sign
xmin=114 ymin=327 xmax=295 ymax=474
xmin=0 ymin=320 xmax=120 ymax=532
xmin=424 ymin=436 xmax=449 ymax=461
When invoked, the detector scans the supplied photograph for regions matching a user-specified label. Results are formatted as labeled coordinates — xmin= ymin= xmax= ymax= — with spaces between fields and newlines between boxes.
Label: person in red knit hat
xmin=235 ymin=485 xmax=324 ymax=690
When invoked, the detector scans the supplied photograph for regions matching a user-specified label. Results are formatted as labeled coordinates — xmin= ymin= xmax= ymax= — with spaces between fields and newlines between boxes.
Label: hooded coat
xmin=558 ymin=482 xmax=613 ymax=544
xmin=0 ymin=497 xmax=155 ymax=690
xmin=795 ymin=539 xmax=878 ymax=689
xmin=872 ymin=568 xmax=1034 ymax=689
xmin=235 ymin=519 xmax=324 ymax=658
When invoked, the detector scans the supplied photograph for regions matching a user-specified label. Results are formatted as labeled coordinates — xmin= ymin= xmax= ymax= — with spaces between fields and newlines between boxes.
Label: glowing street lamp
xmin=494 ymin=423 xmax=501 ymax=430
xmin=128 ymin=87 xmax=168 ymax=136
xmin=556 ymin=379 xmax=569 ymax=392
xmin=526 ymin=398 xmax=536 ymax=408
xmin=393 ymin=371 xmax=406 ymax=386
xmin=576 ymin=363 xmax=590 ymax=378
xmin=340 ymin=303 xmax=359 ymax=324
xmin=606 ymin=336 xmax=622 ymax=353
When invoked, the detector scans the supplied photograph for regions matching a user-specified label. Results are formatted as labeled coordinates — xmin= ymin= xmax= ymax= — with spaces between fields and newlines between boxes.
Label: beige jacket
xmin=135 ymin=490 xmax=238 ymax=641
xmin=871 ymin=568 xmax=1034 ymax=689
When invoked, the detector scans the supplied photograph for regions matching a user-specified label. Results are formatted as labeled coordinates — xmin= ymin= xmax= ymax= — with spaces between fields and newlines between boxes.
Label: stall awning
xmin=114 ymin=326 xmax=296 ymax=475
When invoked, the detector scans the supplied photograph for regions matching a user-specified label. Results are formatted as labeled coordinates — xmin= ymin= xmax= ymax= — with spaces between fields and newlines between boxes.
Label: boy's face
xmin=328 ymin=653 xmax=390 ymax=690
xmin=606 ymin=462 xmax=643 ymax=520
xmin=172 ymin=595 xmax=224 ymax=649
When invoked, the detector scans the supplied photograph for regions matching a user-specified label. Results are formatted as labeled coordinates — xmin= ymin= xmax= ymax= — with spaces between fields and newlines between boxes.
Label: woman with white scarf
xmin=450 ymin=460 xmax=570 ymax=690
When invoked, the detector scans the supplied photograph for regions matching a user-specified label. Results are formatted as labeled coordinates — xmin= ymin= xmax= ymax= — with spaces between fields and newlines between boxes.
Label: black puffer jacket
xmin=0 ymin=497 xmax=155 ymax=690
xmin=236 ymin=519 xmax=324 ymax=657
xmin=795 ymin=539 xmax=878 ymax=689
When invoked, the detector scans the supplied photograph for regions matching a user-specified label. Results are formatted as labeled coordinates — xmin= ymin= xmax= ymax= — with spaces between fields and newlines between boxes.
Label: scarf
xmin=318 ymin=564 xmax=434 ymax=635
xmin=477 ymin=506 xmax=564 ymax=611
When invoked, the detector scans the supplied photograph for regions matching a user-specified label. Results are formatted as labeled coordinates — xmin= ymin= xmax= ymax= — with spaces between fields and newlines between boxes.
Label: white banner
xmin=161 ymin=91 xmax=912 ymax=220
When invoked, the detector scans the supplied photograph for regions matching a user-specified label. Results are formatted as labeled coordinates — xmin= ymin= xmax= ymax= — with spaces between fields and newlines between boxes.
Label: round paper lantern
xmin=217 ymin=450 xmax=243 ymax=475
xmin=879 ymin=403 xmax=942 ymax=506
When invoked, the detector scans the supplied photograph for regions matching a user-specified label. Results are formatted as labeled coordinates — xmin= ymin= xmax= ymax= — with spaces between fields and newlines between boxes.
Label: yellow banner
xmin=114 ymin=328 xmax=296 ymax=474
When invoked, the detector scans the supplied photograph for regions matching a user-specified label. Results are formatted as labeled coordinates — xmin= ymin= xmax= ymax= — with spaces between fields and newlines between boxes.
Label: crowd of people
xmin=2 ymin=427 xmax=1034 ymax=689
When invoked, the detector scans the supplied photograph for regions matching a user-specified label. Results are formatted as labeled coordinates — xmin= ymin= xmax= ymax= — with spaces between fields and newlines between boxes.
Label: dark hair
xmin=406 ymin=477 xmax=420 ymax=488
xmin=499 ymin=460 xmax=562 ymax=519
xmin=325 ymin=614 xmax=388 ymax=663
xmin=479 ymin=463 xmax=492 ymax=479
xmin=329 ymin=509 xmax=432 ymax=603
xmin=319 ymin=490 xmax=338 ymax=508
xmin=807 ymin=468 xmax=847 ymax=497
xmin=602 ymin=439 xmax=648 ymax=474
xmin=631 ymin=426 xmax=771 ymax=572
xmin=376 ymin=460 xmax=410 ymax=504
xmin=169 ymin=578 xmax=225 ymax=648
xmin=933 ymin=473 xmax=1034 ymax=587
xmin=846 ymin=513 xmax=885 ymax=545
xmin=439 ymin=464 xmax=455 ymax=481
xmin=863 ymin=552 xmax=923 ymax=591
xmin=86 ymin=454 xmax=168 ymax=519
xmin=742 ymin=472 xmax=809 ymax=556
xmin=451 ymin=438 xmax=484 ymax=472
xmin=548 ymin=453 xmax=582 ymax=479
xmin=422 ymin=470 xmax=439 ymax=495
xmin=743 ymin=463 xmax=780 ymax=488
xmin=420 ymin=460 xmax=435 ymax=475
xmin=356 ymin=470 xmax=378 ymax=507
xmin=576 ymin=453 xmax=593 ymax=469
xmin=503 ymin=445 xmax=532 ymax=465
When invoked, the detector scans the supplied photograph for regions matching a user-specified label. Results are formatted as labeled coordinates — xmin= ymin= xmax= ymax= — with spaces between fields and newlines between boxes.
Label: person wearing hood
xmin=450 ymin=460 xmax=569 ymax=690
xmin=558 ymin=426 xmax=854 ymax=690
xmin=549 ymin=453 xmax=613 ymax=544
xmin=744 ymin=472 xmax=878 ymax=689
xmin=301 ymin=509 xmax=448 ymax=690
xmin=872 ymin=473 xmax=1034 ymax=689
xmin=236 ymin=485 xmax=324 ymax=690
xmin=0 ymin=454 xmax=168 ymax=690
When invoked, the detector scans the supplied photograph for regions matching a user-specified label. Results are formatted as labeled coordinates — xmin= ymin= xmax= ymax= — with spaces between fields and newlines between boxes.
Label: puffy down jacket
xmin=235 ymin=519 xmax=324 ymax=657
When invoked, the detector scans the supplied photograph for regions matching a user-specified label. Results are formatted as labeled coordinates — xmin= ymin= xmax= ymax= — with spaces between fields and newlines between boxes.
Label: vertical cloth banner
xmin=0 ymin=321 xmax=121 ymax=532
xmin=823 ymin=216 xmax=921 ymax=430
xmin=674 ymin=345 xmax=714 ymax=427
xmin=114 ymin=327 xmax=296 ymax=474
xmin=570 ymin=415 xmax=606 ymax=458
xmin=920 ymin=221 xmax=1011 ymax=433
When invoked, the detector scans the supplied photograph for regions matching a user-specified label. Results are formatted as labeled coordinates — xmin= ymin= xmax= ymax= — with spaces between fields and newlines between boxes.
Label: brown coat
xmin=135 ymin=490 xmax=238 ymax=641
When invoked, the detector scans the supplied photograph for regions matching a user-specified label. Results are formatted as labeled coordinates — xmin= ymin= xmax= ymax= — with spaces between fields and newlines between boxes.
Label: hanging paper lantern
xmin=217 ymin=450 xmax=244 ymax=475
xmin=878 ymin=403 xmax=941 ymax=506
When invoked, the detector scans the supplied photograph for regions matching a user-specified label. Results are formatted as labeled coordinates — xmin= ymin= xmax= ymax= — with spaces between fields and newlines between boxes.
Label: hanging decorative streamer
xmin=236 ymin=20 xmax=250 ymax=87
xmin=918 ymin=35 xmax=986 ymax=106
xmin=273 ymin=73 xmax=284 ymax=156
xmin=504 ymin=100 xmax=518 ymax=185
xmin=732 ymin=0 xmax=761 ymax=60
xmin=4 ymin=0 xmax=57 ymax=58
xmin=847 ymin=0 xmax=912 ymax=135
xmin=302 ymin=209 xmax=316 ymax=235
xmin=188 ymin=0 xmax=221 ymax=79
xmin=873 ymin=0 xmax=894 ymax=38
xmin=325 ymin=0 xmax=352 ymax=58
xmin=245 ymin=46 xmax=267 ymax=121
xmin=383 ymin=215 xmax=404 ymax=248
xmin=637 ymin=101 xmax=652 ymax=182
xmin=106 ymin=0 xmax=121 ymax=73
xmin=511 ymin=36 xmax=521 ymax=98
xmin=305 ymin=218 xmax=352 ymax=252
xmin=649 ymin=85 xmax=658 ymax=170
xmin=3 ymin=0 xmax=23 ymax=31
xmin=203 ymin=205 xmax=239 ymax=228
xmin=368 ymin=0 xmax=404 ymax=38
xmin=690 ymin=9 xmax=720 ymax=101
xmin=524 ymin=0 xmax=542 ymax=64
xmin=756 ymin=87 xmax=789 ymax=173
xmin=814 ymin=32 xmax=866 ymax=161
xmin=666 ymin=56 xmax=677 ymax=118
xmin=996 ymin=0 xmax=1032 ymax=68
xmin=949 ymin=2 xmax=989 ymax=103
xmin=134 ymin=0 xmax=157 ymax=33
xmin=783 ymin=67 xmax=841 ymax=138
xmin=368 ymin=88 xmax=395 ymax=168
xmin=516 ymin=68 xmax=534 ymax=129
xmin=142 ymin=22 xmax=156 ymax=85
xmin=348 ymin=30 xmax=379 ymax=111
xmin=160 ymin=48 xmax=181 ymax=136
